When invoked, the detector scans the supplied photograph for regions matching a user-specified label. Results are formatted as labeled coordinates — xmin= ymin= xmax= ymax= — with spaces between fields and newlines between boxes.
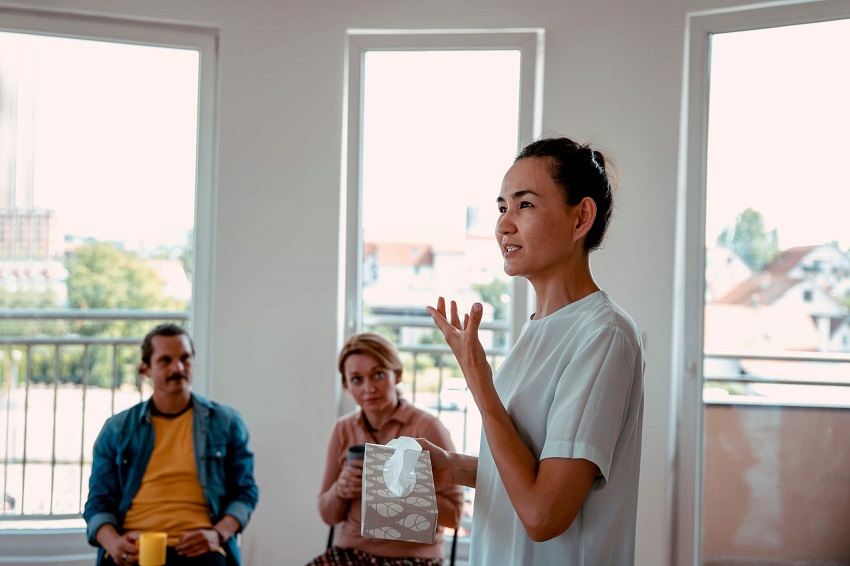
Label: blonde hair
xmin=338 ymin=333 xmax=403 ymax=388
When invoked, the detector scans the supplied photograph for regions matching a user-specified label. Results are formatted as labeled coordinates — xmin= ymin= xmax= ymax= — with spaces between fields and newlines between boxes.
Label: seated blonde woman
xmin=307 ymin=333 xmax=464 ymax=566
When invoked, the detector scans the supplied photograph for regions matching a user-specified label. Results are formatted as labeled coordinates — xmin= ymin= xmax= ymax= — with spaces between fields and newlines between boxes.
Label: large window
xmin=677 ymin=5 xmax=850 ymax=564
xmin=0 ymin=9 xmax=217 ymax=543
xmin=343 ymin=30 xmax=542 ymax=549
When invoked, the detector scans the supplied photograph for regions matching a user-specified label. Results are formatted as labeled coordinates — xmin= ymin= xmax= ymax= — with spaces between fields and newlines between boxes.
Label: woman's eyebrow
xmin=496 ymin=189 xmax=540 ymax=203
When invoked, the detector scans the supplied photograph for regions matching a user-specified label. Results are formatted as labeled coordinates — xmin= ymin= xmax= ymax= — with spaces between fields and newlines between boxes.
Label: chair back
xmin=326 ymin=524 xmax=336 ymax=550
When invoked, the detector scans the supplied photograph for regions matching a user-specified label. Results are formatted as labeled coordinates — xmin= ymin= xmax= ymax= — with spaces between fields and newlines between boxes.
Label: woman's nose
xmin=496 ymin=213 xmax=516 ymax=236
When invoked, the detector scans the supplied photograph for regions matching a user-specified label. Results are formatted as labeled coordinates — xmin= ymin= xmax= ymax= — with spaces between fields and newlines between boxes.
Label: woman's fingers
xmin=429 ymin=298 xmax=483 ymax=336
xmin=426 ymin=306 xmax=452 ymax=335
xmin=450 ymin=300 xmax=461 ymax=329
xmin=466 ymin=302 xmax=483 ymax=333
xmin=429 ymin=298 xmax=485 ymax=363
xmin=436 ymin=296 xmax=446 ymax=317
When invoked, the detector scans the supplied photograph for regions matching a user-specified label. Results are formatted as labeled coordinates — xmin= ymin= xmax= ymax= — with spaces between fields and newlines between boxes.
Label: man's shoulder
xmin=195 ymin=394 xmax=246 ymax=427
xmin=104 ymin=400 xmax=147 ymax=428
xmin=95 ymin=400 xmax=148 ymax=446
xmin=199 ymin=394 xmax=238 ymax=414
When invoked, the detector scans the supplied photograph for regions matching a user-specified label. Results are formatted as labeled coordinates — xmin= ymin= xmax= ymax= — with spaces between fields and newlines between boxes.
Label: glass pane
xmin=702 ymin=19 xmax=850 ymax=565
xmin=360 ymin=50 xmax=520 ymax=455
xmin=0 ymin=31 xmax=199 ymax=519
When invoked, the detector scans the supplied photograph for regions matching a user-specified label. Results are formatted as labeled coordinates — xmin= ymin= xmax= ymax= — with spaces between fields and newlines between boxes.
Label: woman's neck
xmin=529 ymin=259 xmax=599 ymax=319
xmin=362 ymin=399 xmax=400 ymax=433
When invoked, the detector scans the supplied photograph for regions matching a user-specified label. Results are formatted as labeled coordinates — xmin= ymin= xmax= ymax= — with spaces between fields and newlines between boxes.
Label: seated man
xmin=84 ymin=324 xmax=259 ymax=566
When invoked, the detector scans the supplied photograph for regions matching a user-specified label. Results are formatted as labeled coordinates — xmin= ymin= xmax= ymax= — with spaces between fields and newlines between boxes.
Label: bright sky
xmin=362 ymin=50 xmax=521 ymax=248
xmin=6 ymin=20 xmax=848 ymax=255
xmin=0 ymin=32 xmax=198 ymax=251
xmin=705 ymin=18 xmax=850 ymax=251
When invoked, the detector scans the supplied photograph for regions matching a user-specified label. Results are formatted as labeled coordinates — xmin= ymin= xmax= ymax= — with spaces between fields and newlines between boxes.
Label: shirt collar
xmin=357 ymin=398 xmax=413 ymax=431
xmin=139 ymin=392 xmax=210 ymax=423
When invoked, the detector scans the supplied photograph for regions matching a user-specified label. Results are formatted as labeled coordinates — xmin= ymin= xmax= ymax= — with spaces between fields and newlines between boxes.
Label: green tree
xmin=473 ymin=279 xmax=510 ymax=321
xmin=716 ymin=208 xmax=780 ymax=272
xmin=417 ymin=328 xmax=458 ymax=369
xmin=63 ymin=243 xmax=188 ymax=386
xmin=0 ymin=287 xmax=64 ymax=333
xmin=473 ymin=278 xmax=510 ymax=348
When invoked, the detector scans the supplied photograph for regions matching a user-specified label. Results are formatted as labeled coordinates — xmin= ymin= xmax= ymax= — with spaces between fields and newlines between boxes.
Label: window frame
xmin=0 ymin=5 xmax=218 ymax=555
xmin=340 ymin=30 xmax=543 ymax=556
xmin=675 ymin=2 xmax=850 ymax=564
xmin=340 ymin=28 xmax=544 ymax=353
xmin=0 ymin=6 xmax=219 ymax=394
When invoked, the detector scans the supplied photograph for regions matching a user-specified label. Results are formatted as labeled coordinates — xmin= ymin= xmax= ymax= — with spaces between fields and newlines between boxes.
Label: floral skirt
xmin=306 ymin=546 xmax=443 ymax=566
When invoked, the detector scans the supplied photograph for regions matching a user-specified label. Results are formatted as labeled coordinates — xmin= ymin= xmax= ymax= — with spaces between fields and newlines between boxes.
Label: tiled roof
xmin=765 ymin=245 xmax=818 ymax=275
xmin=715 ymin=273 xmax=802 ymax=306
xmin=364 ymin=242 xmax=433 ymax=267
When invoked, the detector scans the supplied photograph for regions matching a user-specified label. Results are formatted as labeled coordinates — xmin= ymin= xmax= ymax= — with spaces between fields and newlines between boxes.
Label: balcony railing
xmin=6 ymin=309 xmax=849 ymax=564
xmin=703 ymin=349 xmax=850 ymax=407
xmin=0 ymin=309 xmax=188 ymax=521
xmin=702 ymin=349 xmax=850 ymax=565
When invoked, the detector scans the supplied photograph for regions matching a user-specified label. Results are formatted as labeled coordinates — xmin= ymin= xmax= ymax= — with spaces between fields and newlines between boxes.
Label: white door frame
xmin=673 ymin=2 xmax=850 ymax=564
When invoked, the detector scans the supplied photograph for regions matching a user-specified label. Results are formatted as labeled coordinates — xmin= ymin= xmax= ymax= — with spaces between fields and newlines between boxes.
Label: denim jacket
xmin=83 ymin=394 xmax=259 ymax=566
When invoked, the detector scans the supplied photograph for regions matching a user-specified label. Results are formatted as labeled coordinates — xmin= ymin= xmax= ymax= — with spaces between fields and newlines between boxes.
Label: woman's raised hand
xmin=426 ymin=297 xmax=493 ymax=399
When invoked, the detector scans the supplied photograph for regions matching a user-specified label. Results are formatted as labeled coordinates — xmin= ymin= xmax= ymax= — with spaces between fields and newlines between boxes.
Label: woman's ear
xmin=395 ymin=370 xmax=403 ymax=385
xmin=573 ymin=197 xmax=597 ymax=243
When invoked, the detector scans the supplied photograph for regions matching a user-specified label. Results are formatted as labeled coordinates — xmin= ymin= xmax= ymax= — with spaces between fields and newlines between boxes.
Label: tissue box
xmin=361 ymin=443 xmax=439 ymax=544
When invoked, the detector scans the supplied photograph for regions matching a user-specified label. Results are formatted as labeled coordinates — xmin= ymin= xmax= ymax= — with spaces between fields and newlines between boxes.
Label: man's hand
xmin=96 ymin=525 xmax=140 ymax=564
xmin=175 ymin=529 xmax=219 ymax=557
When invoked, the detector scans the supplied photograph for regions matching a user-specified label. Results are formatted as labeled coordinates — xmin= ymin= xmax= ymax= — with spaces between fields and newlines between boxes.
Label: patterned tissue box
xmin=361 ymin=442 xmax=439 ymax=544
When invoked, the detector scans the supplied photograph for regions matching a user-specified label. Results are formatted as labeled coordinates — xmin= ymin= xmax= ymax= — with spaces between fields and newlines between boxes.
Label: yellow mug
xmin=137 ymin=531 xmax=167 ymax=566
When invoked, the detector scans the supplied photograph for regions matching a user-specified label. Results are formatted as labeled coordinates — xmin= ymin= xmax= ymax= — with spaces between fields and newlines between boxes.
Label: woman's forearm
xmin=449 ymin=452 xmax=479 ymax=489
xmin=317 ymin=481 xmax=348 ymax=526
xmin=476 ymin=387 xmax=594 ymax=542
xmin=476 ymin=387 xmax=540 ymax=495
xmin=475 ymin=383 xmax=562 ymax=537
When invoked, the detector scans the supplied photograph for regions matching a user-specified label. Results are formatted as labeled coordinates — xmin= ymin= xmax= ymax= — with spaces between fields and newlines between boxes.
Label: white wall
xmin=0 ymin=0 xmax=775 ymax=564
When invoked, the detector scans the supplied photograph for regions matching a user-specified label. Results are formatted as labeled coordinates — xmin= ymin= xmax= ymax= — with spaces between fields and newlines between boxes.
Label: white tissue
xmin=382 ymin=436 xmax=422 ymax=497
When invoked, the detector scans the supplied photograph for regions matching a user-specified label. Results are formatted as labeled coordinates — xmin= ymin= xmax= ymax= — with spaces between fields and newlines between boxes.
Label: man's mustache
xmin=166 ymin=373 xmax=187 ymax=382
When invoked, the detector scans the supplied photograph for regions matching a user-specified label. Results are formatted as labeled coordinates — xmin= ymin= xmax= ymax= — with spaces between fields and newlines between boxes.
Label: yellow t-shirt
xmin=122 ymin=408 xmax=213 ymax=543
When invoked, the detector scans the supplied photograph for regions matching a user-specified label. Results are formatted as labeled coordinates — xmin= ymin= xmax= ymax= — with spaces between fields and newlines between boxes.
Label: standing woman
xmin=422 ymin=137 xmax=645 ymax=565
xmin=309 ymin=333 xmax=464 ymax=566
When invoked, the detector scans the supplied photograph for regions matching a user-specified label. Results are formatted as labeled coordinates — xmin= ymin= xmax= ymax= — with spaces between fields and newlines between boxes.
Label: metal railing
xmin=5 ymin=307 xmax=846 ymax=525
xmin=704 ymin=349 xmax=850 ymax=406
xmin=701 ymin=350 xmax=850 ymax=564
xmin=0 ymin=309 xmax=188 ymax=520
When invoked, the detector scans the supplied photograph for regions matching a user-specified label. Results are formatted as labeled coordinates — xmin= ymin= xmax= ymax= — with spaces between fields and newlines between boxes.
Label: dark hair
xmin=338 ymin=333 xmax=403 ymax=389
xmin=140 ymin=323 xmax=194 ymax=367
xmin=515 ymin=136 xmax=614 ymax=252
